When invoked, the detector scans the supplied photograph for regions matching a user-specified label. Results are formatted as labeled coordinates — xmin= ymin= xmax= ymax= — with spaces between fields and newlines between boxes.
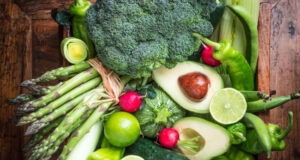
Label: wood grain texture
xmin=0 ymin=0 xmax=31 ymax=159
xmin=0 ymin=0 xmax=299 ymax=159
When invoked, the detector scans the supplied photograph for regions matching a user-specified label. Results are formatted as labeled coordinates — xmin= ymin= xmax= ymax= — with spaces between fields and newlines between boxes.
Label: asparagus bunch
xmin=11 ymin=60 xmax=127 ymax=160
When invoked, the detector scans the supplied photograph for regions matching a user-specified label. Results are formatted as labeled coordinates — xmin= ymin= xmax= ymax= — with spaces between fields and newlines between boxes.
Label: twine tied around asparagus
xmin=83 ymin=58 xmax=124 ymax=108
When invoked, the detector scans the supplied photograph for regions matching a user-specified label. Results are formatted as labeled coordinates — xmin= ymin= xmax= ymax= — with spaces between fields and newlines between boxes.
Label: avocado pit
xmin=178 ymin=72 xmax=210 ymax=101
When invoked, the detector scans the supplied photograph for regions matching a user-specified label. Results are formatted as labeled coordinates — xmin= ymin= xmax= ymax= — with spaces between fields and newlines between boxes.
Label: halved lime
xmin=209 ymin=88 xmax=247 ymax=125
xmin=121 ymin=155 xmax=144 ymax=160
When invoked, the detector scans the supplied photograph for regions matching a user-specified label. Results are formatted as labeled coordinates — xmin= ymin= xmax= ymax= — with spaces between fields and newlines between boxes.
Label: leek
xmin=61 ymin=37 xmax=89 ymax=64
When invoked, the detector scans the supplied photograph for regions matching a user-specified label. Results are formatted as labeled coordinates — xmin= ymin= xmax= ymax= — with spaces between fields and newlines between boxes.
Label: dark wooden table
xmin=0 ymin=0 xmax=299 ymax=159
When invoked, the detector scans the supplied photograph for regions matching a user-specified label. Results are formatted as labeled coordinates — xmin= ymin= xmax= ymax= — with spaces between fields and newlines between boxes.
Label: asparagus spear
xmin=10 ymin=94 xmax=35 ymax=104
xmin=25 ymin=82 xmax=64 ymax=96
xmin=58 ymin=101 xmax=112 ymax=160
xmin=17 ymin=77 xmax=101 ymax=126
xmin=15 ymin=68 xmax=99 ymax=115
xmin=23 ymin=117 xmax=64 ymax=150
xmin=25 ymin=91 xmax=91 ymax=135
xmin=28 ymin=109 xmax=93 ymax=160
xmin=28 ymin=88 xmax=105 ymax=155
xmin=10 ymin=83 xmax=64 ymax=104
xmin=20 ymin=62 xmax=90 ymax=87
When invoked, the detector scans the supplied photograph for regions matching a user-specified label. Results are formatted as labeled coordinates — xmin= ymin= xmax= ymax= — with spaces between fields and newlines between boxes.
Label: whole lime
xmin=104 ymin=112 xmax=140 ymax=147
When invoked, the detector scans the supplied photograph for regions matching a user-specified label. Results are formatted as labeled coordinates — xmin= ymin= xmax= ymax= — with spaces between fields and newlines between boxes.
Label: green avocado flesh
xmin=173 ymin=117 xmax=230 ymax=160
xmin=153 ymin=61 xmax=224 ymax=113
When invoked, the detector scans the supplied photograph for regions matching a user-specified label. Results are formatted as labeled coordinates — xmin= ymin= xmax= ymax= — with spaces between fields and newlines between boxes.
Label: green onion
xmin=61 ymin=37 xmax=89 ymax=64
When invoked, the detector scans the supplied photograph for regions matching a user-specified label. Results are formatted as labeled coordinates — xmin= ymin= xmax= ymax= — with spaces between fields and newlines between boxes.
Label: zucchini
xmin=125 ymin=137 xmax=188 ymax=160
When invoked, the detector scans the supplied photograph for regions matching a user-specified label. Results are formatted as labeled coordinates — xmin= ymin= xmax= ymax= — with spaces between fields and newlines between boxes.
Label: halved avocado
xmin=153 ymin=61 xmax=223 ymax=113
xmin=173 ymin=117 xmax=230 ymax=160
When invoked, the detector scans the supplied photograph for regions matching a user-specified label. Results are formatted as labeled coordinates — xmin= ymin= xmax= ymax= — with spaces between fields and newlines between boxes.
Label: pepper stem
xmin=277 ymin=112 xmax=293 ymax=140
xmin=192 ymin=33 xmax=221 ymax=50
xmin=75 ymin=0 xmax=88 ymax=6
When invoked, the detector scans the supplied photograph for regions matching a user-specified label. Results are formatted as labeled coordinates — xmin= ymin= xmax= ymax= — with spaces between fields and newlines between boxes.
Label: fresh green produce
xmin=86 ymin=0 xmax=218 ymax=78
xmin=10 ymin=94 xmax=35 ymax=104
xmin=59 ymin=102 xmax=113 ymax=159
xmin=104 ymin=112 xmax=140 ymax=147
xmin=242 ymin=113 xmax=272 ymax=158
xmin=69 ymin=0 xmax=94 ymax=59
xmin=119 ymin=91 xmax=143 ymax=113
xmin=240 ymin=90 xmax=269 ymax=102
xmin=125 ymin=137 xmax=189 ymax=160
xmin=17 ymin=77 xmax=101 ymax=126
xmin=153 ymin=61 xmax=223 ymax=113
xmin=226 ymin=5 xmax=258 ymax=73
xmin=28 ymin=107 xmax=94 ymax=160
xmin=23 ymin=117 xmax=63 ymax=150
xmin=26 ymin=88 xmax=103 ymax=160
xmin=267 ymin=112 xmax=293 ymax=151
xmin=15 ymin=68 xmax=99 ymax=114
xmin=25 ymin=91 xmax=92 ymax=135
xmin=239 ymin=129 xmax=264 ymax=155
xmin=173 ymin=117 xmax=231 ymax=160
xmin=20 ymin=61 xmax=90 ymax=87
xmin=225 ymin=146 xmax=255 ymax=160
xmin=66 ymin=120 xmax=103 ymax=160
xmin=194 ymin=34 xmax=254 ymax=91
xmin=11 ymin=83 xmax=64 ymax=104
xmin=134 ymin=87 xmax=185 ymax=138
xmin=227 ymin=122 xmax=247 ymax=144
xmin=87 ymin=137 xmax=125 ymax=160
xmin=61 ymin=37 xmax=89 ymax=64
xmin=55 ymin=10 xmax=73 ymax=26
xmin=217 ymin=0 xmax=260 ymax=71
xmin=247 ymin=92 xmax=300 ymax=113
xmin=210 ymin=88 xmax=247 ymax=124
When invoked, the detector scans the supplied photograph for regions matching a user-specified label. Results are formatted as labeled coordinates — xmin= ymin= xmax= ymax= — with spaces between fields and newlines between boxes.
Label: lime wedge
xmin=209 ymin=88 xmax=247 ymax=125
xmin=121 ymin=155 xmax=144 ymax=160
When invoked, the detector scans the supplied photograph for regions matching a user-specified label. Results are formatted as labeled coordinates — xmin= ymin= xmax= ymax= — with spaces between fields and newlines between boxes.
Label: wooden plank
xmin=0 ymin=1 xmax=32 ymax=159
xmin=268 ymin=0 xmax=300 ymax=159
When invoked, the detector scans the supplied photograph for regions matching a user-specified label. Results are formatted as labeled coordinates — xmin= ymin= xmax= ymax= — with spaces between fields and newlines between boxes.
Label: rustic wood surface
xmin=0 ymin=0 xmax=299 ymax=159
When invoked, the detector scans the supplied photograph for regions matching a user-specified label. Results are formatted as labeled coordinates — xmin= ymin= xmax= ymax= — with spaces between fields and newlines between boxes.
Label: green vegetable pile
xmin=86 ymin=0 xmax=216 ymax=78
xmin=8 ymin=0 xmax=300 ymax=160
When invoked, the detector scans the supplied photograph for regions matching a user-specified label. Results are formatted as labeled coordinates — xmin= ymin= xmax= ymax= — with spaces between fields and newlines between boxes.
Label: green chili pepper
xmin=227 ymin=122 xmax=247 ymax=145
xmin=239 ymin=129 xmax=264 ymax=155
xmin=247 ymin=92 xmax=300 ymax=113
xmin=267 ymin=112 xmax=293 ymax=151
xmin=193 ymin=33 xmax=254 ymax=91
xmin=240 ymin=90 xmax=269 ymax=102
xmin=226 ymin=5 xmax=259 ymax=73
xmin=242 ymin=113 xmax=272 ymax=158
xmin=69 ymin=0 xmax=95 ymax=59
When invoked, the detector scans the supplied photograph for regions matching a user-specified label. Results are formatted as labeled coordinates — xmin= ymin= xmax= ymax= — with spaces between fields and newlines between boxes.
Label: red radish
xmin=159 ymin=128 xmax=179 ymax=149
xmin=119 ymin=91 xmax=142 ymax=112
xmin=201 ymin=43 xmax=221 ymax=67
xmin=159 ymin=128 xmax=201 ymax=153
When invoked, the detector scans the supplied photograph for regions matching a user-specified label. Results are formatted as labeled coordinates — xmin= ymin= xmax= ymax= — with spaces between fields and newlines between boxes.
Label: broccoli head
xmin=86 ymin=0 xmax=216 ymax=78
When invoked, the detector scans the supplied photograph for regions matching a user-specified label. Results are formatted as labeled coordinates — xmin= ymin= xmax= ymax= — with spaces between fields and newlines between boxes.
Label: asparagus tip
xmin=20 ymin=80 xmax=36 ymax=87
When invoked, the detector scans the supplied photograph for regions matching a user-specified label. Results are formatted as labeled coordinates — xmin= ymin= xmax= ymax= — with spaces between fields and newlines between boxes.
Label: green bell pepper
xmin=227 ymin=122 xmax=247 ymax=145
xmin=267 ymin=111 xmax=293 ymax=151
xmin=69 ymin=0 xmax=95 ymax=59
xmin=239 ymin=129 xmax=264 ymax=155
xmin=87 ymin=138 xmax=125 ymax=160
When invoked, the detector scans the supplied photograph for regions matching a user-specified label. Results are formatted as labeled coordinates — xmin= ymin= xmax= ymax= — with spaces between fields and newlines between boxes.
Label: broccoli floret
xmin=86 ymin=0 xmax=216 ymax=78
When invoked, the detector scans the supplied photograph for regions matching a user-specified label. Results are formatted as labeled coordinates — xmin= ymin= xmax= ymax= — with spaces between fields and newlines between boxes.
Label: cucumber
xmin=125 ymin=137 xmax=188 ymax=160
xmin=66 ymin=120 xmax=103 ymax=160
